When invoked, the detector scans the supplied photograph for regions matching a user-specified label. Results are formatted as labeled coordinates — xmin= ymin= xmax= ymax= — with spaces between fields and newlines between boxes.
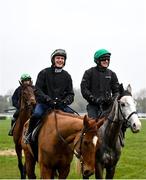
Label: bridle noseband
xmin=54 ymin=111 xmax=97 ymax=174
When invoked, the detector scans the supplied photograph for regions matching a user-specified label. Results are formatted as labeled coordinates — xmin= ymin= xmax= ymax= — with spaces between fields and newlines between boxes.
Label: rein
xmin=108 ymin=100 xmax=137 ymax=128
xmin=53 ymin=110 xmax=96 ymax=171
xmin=54 ymin=110 xmax=78 ymax=157
xmin=66 ymin=105 xmax=80 ymax=116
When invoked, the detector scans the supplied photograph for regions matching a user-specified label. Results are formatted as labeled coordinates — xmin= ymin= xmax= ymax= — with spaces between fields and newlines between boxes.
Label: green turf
xmin=0 ymin=119 xmax=146 ymax=179
xmin=0 ymin=118 xmax=15 ymax=150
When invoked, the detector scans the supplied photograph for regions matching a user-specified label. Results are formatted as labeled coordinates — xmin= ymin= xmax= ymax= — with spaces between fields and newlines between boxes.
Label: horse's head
xmin=21 ymin=84 xmax=36 ymax=109
xmin=118 ymin=84 xmax=141 ymax=133
xmin=74 ymin=115 xmax=104 ymax=178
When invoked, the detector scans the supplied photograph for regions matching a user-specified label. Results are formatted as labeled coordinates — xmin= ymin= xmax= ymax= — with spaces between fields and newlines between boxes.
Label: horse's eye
xmin=121 ymin=102 xmax=125 ymax=107
xmin=83 ymin=141 xmax=89 ymax=146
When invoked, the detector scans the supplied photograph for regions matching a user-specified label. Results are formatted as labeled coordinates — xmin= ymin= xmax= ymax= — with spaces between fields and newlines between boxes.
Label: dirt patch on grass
xmin=0 ymin=149 xmax=16 ymax=156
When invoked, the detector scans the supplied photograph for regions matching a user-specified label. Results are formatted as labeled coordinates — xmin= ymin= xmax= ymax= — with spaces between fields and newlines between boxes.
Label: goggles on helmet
xmin=99 ymin=56 xmax=110 ymax=61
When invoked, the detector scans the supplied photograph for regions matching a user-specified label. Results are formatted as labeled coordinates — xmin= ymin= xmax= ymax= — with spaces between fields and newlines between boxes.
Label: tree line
xmin=0 ymin=88 xmax=146 ymax=113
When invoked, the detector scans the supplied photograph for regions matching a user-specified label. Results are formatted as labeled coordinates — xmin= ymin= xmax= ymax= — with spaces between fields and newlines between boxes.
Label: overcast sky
xmin=0 ymin=0 xmax=146 ymax=95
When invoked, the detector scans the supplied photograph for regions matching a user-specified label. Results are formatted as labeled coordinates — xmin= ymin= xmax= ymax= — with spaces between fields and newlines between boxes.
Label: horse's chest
xmin=100 ymin=146 xmax=120 ymax=166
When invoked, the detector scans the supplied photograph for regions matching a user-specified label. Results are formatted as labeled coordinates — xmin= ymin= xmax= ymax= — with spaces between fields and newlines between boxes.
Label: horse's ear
xmin=83 ymin=115 xmax=89 ymax=128
xmin=119 ymin=83 xmax=124 ymax=94
xmin=127 ymin=84 xmax=132 ymax=94
xmin=96 ymin=118 xmax=104 ymax=128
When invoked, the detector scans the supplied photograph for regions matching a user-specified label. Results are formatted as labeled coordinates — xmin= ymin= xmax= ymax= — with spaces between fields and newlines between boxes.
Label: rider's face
xmin=54 ymin=56 xmax=65 ymax=68
xmin=100 ymin=59 xmax=110 ymax=68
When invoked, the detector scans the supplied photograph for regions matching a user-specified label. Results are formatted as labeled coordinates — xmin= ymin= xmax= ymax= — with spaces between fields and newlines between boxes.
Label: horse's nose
xmin=83 ymin=170 xmax=93 ymax=178
xmin=132 ymin=121 xmax=141 ymax=133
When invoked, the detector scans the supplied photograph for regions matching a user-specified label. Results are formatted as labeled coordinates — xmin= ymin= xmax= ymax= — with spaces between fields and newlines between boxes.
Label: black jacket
xmin=12 ymin=86 xmax=21 ymax=109
xmin=80 ymin=66 xmax=119 ymax=104
xmin=12 ymin=85 xmax=35 ymax=109
xmin=35 ymin=66 xmax=74 ymax=105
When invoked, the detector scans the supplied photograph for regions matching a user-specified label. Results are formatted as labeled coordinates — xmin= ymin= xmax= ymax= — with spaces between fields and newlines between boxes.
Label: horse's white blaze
xmin=120 ymin=96 xmax=141 ymax=132
xmin=93 ymin=135 xmax=98 ymax=147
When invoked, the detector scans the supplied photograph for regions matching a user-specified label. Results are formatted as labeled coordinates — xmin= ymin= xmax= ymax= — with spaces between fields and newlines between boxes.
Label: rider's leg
xmin=24 ymin=103 xmax=48 ymax=144
xmin=87 ymin=104 xmax=100 ymax=120
xmin=8 ymin=109 xmax=19 ymax=136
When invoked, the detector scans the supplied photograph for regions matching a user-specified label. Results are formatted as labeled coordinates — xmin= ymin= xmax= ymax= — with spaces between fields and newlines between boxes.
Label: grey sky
xmin=0 ymin=0 xmax=146 ymax=95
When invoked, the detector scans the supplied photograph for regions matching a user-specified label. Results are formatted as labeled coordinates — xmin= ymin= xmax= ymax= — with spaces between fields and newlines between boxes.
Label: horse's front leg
xmin=24 ymin=150 xmax=36 ymax=179
xmin=106 ymin=166 xmax=116 ymax=179
xmin=40 ymin=164 xmax=53 ymax=179
xmin=95 ymin=162 xmax=103 ymax=179
xmin=58 ymin=165 xmax=70 ymax=179
xmin=15 ymin=143 xmax=26 ymax=179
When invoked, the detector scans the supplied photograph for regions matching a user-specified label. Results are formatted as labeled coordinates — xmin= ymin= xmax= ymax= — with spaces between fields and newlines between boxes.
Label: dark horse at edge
xmin=95 ymin=84 xmax=141 ymax=179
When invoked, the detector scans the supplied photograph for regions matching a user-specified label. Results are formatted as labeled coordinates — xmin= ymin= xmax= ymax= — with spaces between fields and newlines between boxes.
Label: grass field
xmin=0 ymin=118 xmax=146 ymax=179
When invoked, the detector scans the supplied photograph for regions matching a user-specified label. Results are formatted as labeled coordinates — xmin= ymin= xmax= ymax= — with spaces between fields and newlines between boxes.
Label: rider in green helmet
xmin=94 ymin=49 xmax=111 ymax=68
xmin=20 ymin=73 xmax=32 ymax=82
xmin=8 ymin=73 xmax=33 ymax=136
xmin=81 ymin=48 xmax=119 ymax=119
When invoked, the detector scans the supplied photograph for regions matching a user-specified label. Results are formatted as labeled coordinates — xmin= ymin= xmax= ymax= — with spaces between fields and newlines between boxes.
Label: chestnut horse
xmin=13 ymin=83 xmax=36 ymax=179
xmin=95 ymin=84 xmax=141 ymax=179
xmin=22 ymin=110 xmax=104 ymax=179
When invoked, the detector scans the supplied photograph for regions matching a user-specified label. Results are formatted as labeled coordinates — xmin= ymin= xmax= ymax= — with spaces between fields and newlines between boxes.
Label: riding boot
xmin=24 ymin=116 xmax=36 ymax=144
xmin=8 ymin=118 xmax=16 ymax=136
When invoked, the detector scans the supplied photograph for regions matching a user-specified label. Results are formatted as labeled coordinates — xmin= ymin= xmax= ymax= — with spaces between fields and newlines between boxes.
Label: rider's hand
xmin=49 ymin=98 xmax=63 ymax=108
xmin=46 ymin=98 xmax=57 ymax=107
xmin=95 ymin=97 xmax=105 ymax=105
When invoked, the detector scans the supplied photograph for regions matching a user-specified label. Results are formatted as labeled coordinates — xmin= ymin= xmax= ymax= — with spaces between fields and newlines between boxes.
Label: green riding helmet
xmin=51 ymin=49 xmax=67 ymax=65
xmin=94 ymin=49 xmax=111 ymax=63
xmin=20 ymin=73 xmax=31 ymax=81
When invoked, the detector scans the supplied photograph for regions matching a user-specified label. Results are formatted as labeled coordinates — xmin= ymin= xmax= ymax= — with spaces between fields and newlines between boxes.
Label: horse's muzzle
xmin=83 ymin=170 xmax=94 ymax=178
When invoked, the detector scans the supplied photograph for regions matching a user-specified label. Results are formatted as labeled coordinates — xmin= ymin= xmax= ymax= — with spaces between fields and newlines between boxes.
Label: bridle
xmin=73 ymin=125 xmax=98 ymax=175
xmin=21 ymin=85 xmax=35 ymax=111
xmin=54 ymin=110 xmax=97 ymax=174
xmin=108 ymin=96 xmax=137 ymax=129
xmin=118 ymin=99 xmax=137 ymax=128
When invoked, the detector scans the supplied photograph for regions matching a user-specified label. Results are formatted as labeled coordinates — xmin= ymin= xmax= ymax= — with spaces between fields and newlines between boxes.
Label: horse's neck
xmin=17 ymin=99 xmax=32 ymax=127
xmin=50 ymin=112 xmax=83 ymax=143
xmin=104 ymin=101 xmax=122 ymax=147
xmin=60 ymin=116 xmax=83 ymax=138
